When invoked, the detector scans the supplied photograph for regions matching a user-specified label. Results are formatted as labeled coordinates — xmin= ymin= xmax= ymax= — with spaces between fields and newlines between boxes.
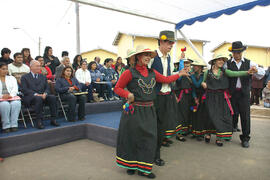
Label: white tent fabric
xmin=71 ymin=0 xmax=270 ymax=65
xmin=72 ymin=0 xmax=270 ymax=29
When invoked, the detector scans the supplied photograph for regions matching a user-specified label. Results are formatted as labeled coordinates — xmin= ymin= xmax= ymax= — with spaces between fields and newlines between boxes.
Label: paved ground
xmin=0 ymin=117 xmax=269 ymax=180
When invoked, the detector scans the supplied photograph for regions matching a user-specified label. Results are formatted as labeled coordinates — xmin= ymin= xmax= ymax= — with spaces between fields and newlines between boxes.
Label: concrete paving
xmin=0 ymin=117 xmax=269 ymax=180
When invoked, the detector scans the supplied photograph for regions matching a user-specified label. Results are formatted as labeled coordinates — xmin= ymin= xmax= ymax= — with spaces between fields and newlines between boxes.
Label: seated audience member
xmin=90 ymin=56 xmax=103 ymax=70
xmin=115 ymin=63 xmax=125 ymax=78
xmin=43 ymin=46 xmax=60 ymax=75
xmin=123 ymin=49 xmax=136 ymax=70
xmin=100 ymin=58 xmax=119 ymax=101
xmin=36 ymin=56 xmax=54 ymax=80
xmin=21 ymin=60 xmax=59 ymax=129
xmin=0 ymin=48 xmax=13 ymax=64
xmin=75 ymin=61 xmax=93 ymax=102
xmin=21 ymin=48 xmax=33 ymax=66
xmin=263 ymin=80 xmax=270 ymax=108
xmin=89 ymin=61 xmax=105 ymax=102
xmin=0 ymin=62 xmax=21 ymax=133
xmin=55 ymin=66 xmax=86 ymax=121
xmin=36 ymin=56 xmax=55 ymax=94
xmin=55 ymin=56 xmax=71 ymax=79
xmin=61 ymin=51 xmax=69 ymax=58
xmin=72 ymin=55 xmax=83 ymax=71
xmin=115 ymin=57 xmax=125 ymax=69
xmin=8 ymin=52 xmax=30 ymax=86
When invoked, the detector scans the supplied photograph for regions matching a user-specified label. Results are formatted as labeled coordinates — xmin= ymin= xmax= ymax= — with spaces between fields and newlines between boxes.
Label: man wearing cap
xmin=148 ymin=30 xmax=177 ymax=166
xmin=224 ymin=41 xmax=265 ymax=148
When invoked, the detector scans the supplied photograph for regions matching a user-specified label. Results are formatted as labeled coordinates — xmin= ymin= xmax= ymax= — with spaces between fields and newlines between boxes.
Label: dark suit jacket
xmin=21 ymin=72 xmax=50 ymax=104
xmin=55 ymin=64 xmax=65 ymax=80
xmin=55 ymin=77 xmax=81 ymax=94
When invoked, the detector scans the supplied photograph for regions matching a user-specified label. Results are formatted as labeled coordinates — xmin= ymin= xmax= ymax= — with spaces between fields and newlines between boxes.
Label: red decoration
xmin=181 ymin=47 xmax=186 ymax=52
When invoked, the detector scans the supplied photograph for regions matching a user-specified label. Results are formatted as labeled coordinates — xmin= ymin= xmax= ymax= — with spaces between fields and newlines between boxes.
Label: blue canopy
xmin=176 ymin=0 xmax=270 ymax=29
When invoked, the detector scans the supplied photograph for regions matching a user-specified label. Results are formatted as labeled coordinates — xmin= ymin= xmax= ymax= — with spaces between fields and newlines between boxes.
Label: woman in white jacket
xmin=0 ymin=62 xmax=21 ymax=133
xmin=75 ymin=60 xmax=93 ymax=102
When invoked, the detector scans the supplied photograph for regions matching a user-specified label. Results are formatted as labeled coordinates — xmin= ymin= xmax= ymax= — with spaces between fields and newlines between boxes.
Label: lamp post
xmin=13 ymin=27 xmax=41 ymax=55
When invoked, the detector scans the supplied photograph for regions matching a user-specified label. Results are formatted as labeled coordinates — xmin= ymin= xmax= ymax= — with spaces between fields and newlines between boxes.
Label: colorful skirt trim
xmin=116 ymin=156 xmax=152 ymax=174
xmin=216 ymin=132 xmax=232 ymax=140
xmin=164 ymin=129 xmax=176 ymax=138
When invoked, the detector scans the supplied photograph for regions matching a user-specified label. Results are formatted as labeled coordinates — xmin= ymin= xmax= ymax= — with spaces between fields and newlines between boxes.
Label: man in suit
xmin=21 ymin=60 xmax=59 ymax=129
xmin=55 ymin=56 xmax=71 ymax=80
xmin=224 ymin=41 xmax=265 ymax=148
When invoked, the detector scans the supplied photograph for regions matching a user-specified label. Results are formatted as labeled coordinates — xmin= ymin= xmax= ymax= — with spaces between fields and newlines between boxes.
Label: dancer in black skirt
xmin=114 ymin=45 xmax=189 ymax=178
xmin=190 ymin=60 xmax=208 ymax=141
xmin=201 ymin=54 xmax=255 ymax=146
xmin=175 ymin=58 xmax=193 ymax=141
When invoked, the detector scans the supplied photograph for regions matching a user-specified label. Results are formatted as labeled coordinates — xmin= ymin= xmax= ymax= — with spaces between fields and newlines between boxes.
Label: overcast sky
xmin=0 ymin=0 xmax=270 ymax=62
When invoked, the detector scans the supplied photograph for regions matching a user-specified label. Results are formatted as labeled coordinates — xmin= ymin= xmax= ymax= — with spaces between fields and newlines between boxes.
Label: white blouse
xmin=75 ymin=68 xmax=91 ymax=84
xmin=0 ymin=75 xmax=19 ymax=98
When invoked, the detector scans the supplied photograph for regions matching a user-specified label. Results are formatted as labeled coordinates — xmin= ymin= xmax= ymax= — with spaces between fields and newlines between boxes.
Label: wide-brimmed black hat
xmin=228 ymin=41 xmax=247 ymax=52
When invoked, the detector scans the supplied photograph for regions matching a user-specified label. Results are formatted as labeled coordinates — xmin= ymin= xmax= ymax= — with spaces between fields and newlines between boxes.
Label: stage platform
xmin=0 ymin=100 xmax=123 ymax=157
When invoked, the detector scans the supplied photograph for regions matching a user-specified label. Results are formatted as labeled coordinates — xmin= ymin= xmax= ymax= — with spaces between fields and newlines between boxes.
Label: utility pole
xmin=75 ymin=2 xmax=81 ymax=54
xmin=38 ymin=36 xmax=41 ymax=55
xmin=13 ymin=27 xmax=41 ymax=55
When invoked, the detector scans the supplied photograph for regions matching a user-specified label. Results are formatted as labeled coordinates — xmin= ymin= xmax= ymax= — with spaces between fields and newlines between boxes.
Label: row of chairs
xmin=17 ymin=94 xmax=68 ymax=129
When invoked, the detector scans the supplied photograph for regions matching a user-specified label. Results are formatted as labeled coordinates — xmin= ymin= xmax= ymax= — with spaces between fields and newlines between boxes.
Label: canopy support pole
xmin=71 ymin=0 xmax=176 ymax=25
xmin=75 ymin=2 xmax=81 ymax=54
xmin=172 ymin=29 xmax=177 ymax=63
xmin=178 ymin=29 xmax=208 ymax=66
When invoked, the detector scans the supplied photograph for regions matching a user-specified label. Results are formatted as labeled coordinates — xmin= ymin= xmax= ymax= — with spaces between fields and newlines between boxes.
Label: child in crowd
xmin=262 ymin=80 xmax=270 ymax=108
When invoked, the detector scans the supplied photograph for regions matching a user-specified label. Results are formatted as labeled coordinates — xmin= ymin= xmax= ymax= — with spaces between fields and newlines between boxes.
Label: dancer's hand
xmin=127 ymin=93 xmax=134 ymax=103
xmin=194 ymin=98 xmax=199 ymax=105
xmin=178 ymin=69 xmax=189 ymax=77
xmin=201 ymin=82 xmax=207 ymax=89
xmin=248 ymin=66 xmax=257 ymax=74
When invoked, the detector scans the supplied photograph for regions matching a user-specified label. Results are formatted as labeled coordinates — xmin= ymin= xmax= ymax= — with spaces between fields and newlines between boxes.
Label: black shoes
xmin=78 ymin=117 xmax=86 ymax=121
xmin=154 ymin=158 xmax=165 ymax=166
xmin=241 ymin=141 xmax=249 ymax=148
xmin=36 ymin=121 xmax=45 ymax=129
xmin=51 ymin=120 xmax=60 ymax=126
xmin=2 ymin=127 xmax=19 ymax=133
xmin=126 ymin=169 xmax=135 ymax=175
xmin=165 ymin=139 xmax=173 ymax=144
xmin=233 ymin=128 xmax=241 ymax=132
xmin=216 ymin=140 xmax=223 ymax=147
xmin=161 ymin=141 xmax=170 ymax=147
xmin=10 ymin=127 xmax=18 ymax=132
xmin=176 ymin=136 xmax=186 ymax=142
xmin=138 ymin=171 xmax=156 ymax=179
xmin=204 ymin=136 xmax=211 ymax=143
xmin=2 ymin=128 xmax=10 ymax=133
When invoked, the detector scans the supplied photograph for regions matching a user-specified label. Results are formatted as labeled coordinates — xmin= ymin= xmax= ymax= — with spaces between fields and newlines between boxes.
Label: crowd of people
xmin=0 ymin=45 xmax=128 ymax=133
xmin=0 ymin=31 xmax=270 ymax=174
xmin=113 ymin=30 xmax=268 ymax=179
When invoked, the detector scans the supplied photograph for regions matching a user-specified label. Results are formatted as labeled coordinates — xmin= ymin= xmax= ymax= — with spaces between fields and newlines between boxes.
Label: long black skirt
xmin=191 ymin=100 xmax=209 ymax=137
xmin=175 ymin=90 xmax=193 ymax=134
xmin=154 ymin=93 xmax=178 ymax=138
xmin=205 ymin=91 xmax=233 ymax=140
xmin=116 ymin=104 xmax=157 ymax=174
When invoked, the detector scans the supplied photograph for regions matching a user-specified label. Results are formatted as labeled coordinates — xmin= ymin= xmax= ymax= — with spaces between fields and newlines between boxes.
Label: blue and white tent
xmin=71 ymin=0 xmax=270 ymax=64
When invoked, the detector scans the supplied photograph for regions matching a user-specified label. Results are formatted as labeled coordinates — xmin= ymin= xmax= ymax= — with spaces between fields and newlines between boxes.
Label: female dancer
xmin=201 ymin=54 xmax=254 ymax=146
xmin=114 ymin=45 xmax=188 ymax=178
